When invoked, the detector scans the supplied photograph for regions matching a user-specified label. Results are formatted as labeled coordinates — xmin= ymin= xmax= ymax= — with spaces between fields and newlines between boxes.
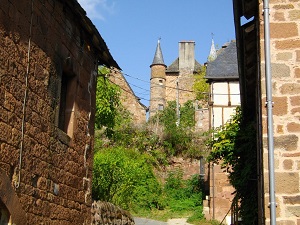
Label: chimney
xmin=179 ymin=41 xmax=195 ymax=71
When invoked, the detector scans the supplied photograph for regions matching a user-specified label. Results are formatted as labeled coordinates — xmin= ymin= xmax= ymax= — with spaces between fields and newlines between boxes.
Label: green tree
xmin=149 ymin=100 xmax=206 ymax=158
xmin=95 ymin=66 xmax=121 ymax=137
xmin=193 ymin=66 xmax=209 ymax=102
xmin=207 ymin=107 xmax=258 ymax=224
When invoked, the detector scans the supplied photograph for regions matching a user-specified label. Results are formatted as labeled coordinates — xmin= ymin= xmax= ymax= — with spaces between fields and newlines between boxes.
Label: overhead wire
xmin=118 ymin=70 xmax=240 ymax=96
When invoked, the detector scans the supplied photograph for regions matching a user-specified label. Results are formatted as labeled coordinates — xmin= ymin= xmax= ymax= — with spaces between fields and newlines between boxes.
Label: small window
xmin=158 ymin=104 xmax=164 ymax=110
xmin=58 ymin=72 xmax=76 ymax=138
xmin=159 ymin=79 xmax=163 ymax=85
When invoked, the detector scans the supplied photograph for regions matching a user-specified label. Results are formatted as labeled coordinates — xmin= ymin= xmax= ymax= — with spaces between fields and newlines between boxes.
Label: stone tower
xmin=149 ymin=39 xmax=166 ymax=117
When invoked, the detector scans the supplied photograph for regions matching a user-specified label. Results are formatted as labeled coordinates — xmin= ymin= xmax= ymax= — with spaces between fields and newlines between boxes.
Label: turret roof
xmin=151 ymin=39 xmax=165 ymax=66
xmin=207 ymin=38 xmax=217 ymax=62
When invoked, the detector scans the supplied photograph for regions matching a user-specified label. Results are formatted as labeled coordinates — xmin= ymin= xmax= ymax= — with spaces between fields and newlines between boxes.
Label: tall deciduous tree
xmin=95 ymin=66 xmax=121 ymax=137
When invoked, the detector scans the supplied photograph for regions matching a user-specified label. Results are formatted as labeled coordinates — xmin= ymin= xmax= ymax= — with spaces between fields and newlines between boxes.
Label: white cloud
xmin=78 ymin=0 xmax=116 ymax=21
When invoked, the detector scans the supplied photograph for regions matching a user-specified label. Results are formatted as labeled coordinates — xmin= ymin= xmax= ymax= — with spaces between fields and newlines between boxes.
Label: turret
xmin=207 ymin=37 xmax=217 ymax=62
xmin=149 ymin=39 xmax=167 ymax=117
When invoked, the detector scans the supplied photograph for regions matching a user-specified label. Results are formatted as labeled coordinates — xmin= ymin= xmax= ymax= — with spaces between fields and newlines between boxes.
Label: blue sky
xmin=78 ymin=0 xmax=236 ymax=107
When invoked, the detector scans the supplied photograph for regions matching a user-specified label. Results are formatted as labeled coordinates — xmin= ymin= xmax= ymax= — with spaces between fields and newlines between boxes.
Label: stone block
xmin=289 ymin=10 xmax=300 ymax=20
xmin=295 ymin=68 xmax=300 ymax=78
xmin=281 ymin=83 xmax=300 ymax=95
xmin=277 ymin=52 xmax=293 ymax=61
xmin=283 ymin=195 xmax=300 ymax=205
xmin=287 ymin=122 xmax=300 ymax=133
xmin=276 ymin=40 xmax=300 ymax=50
xmin=263 ymin=134 xmax=298 ymax=151
xmin=270 ymin=23 xmax=298 ymax=38
xmin=262 ymin=96 xmax=287 ymax=116
xmin=286 ymin=205 xmax=300 ymax=217
xmin=296 ymin=50 xmax=300 ymax=62
xmin=273 ymin=4 xmax=295 ymax=9
xmin=283 ymin=159 xmax=294 ymax=170
xmin=265 ymin=172 xmax=299 ymax=194
xmin=290 ymin=96 xmax=300 ymax=106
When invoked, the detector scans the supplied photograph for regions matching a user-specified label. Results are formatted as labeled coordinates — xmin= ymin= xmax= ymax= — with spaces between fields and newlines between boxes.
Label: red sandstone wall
xmin=0 ymin=0 xmax=102 ymax=224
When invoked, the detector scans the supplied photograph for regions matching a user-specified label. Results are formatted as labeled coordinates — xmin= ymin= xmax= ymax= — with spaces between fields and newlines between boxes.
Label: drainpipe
xmin=263 ymin=1 xmax=276 ymax=224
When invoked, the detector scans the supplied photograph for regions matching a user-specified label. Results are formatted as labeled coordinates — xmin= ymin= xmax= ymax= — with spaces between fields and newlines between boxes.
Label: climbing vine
xmin=193 ymin=66 xmax=209 ymax=102
xmin=207 ymin=107 xmax=258 ymax=225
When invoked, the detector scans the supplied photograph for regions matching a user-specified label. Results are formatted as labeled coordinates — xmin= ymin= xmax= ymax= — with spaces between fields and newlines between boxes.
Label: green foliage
xmin=92 ymin=145 xmax=204 ymax=221
xmin=164 ymin=170 xmax=203 ymax=219
xmin=207 ymin=107 xmax=241 ymax=166
xmin=95 ymin=66 xmax=121 ymax=137
xmin=148 ymin=100 xmax=207 ymax=158
xmin=92 ymin=146 xmax=163 ymax=210
xmin=207 ymin=107 xmax=258 ymax=224
xmin=93 ymin=67 xmax=210 ymax=222
xmin=193 ymin=66 xmax=209 ymax=101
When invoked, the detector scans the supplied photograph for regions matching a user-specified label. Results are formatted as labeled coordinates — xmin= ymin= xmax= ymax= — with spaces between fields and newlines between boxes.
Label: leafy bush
xmin=92 ymin=147 xmax=164 ymax=210
xmin=207 ymin=107 xmax=258 ymax=224
xmin=148 ymin=100 xmax=206 ymax=159
xmin=164 ymin=170 xmax=203 ymax=219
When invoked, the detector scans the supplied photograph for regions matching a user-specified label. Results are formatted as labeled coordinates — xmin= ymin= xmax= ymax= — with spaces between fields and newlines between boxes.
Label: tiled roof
xmin=205 ymin=40 xmax=239 ymax=80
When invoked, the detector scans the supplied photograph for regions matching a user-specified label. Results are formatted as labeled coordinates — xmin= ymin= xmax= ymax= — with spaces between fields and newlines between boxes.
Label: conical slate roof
xmin=151 ymin=39 xmax=165 ymax=66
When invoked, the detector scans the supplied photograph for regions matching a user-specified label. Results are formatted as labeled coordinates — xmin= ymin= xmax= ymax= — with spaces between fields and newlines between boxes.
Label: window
xmin=58 ymin=72 xmax=76 ymax=138
xmin=158 ymin=104 xmax=164 ymax=110
xmin=159 ymin=79 xmax=163 ymax=85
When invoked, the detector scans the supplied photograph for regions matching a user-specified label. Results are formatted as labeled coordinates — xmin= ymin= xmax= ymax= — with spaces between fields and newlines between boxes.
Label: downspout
xmin=263 ymin=1 xmax=276 ymax=224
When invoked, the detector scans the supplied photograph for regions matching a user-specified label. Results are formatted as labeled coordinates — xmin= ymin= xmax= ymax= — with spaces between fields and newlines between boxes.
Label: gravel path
xmin=134 ymin=217 xmax=192 ymax=225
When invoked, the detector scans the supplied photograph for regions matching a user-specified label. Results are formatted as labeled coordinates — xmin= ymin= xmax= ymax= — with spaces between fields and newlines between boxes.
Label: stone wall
xmin=109 ymin=68 xmax=147 ymax=124
xmin=0 ymin=0 xmax=115 ymax=224
xmin=260 ymin=1 xmax=300 ymax=224
xmin=165 ymin=74 xmax=195 ymax=106
xmin=91 ymin=201 xmax=135 ymax=225
xmin=150 ymin=64 xmax=166 ymax=117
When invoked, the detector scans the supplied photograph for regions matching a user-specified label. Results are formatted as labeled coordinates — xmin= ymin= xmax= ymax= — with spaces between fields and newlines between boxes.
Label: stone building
xmin=232 ymin=0 xmax=300 ymax=224
xmin=204 ymin=40 xmax=240 ymax=223
xmin=149 ymin=40 xmax=208 ymax=131
xmin=108 ymin=68 xmax=147 ymax=124
xmin=149 ymin=40 xmax=202 ymax=114
xmin=0 ymin=0 xmax=119 ymax=224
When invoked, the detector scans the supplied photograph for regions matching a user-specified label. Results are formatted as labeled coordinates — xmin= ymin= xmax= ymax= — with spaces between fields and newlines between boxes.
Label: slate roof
xmin=205 ymin=40 xmax=239 ymax=80
xmin=151 ymin=40 xmax=165 ymax=66
xmin=166 ymin=58 xmax=202 ymax=74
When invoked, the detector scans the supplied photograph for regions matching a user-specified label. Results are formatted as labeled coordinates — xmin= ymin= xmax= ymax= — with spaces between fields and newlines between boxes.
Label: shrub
xmin=92 ymin=147 xmax=163 ymax=210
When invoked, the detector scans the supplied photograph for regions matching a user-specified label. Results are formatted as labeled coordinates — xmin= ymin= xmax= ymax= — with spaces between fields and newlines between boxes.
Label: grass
xmin=131 ymin=208 xmax=221 ymax=225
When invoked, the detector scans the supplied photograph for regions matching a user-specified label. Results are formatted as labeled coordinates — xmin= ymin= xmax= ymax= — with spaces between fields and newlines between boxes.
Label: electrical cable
xmin=15 ymin=0 xmax=34 ymax=189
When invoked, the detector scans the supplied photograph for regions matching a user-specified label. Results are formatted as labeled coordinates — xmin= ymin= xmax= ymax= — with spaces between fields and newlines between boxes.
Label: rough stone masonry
xmin=0 ymin=0 xmax=119 ymax=224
